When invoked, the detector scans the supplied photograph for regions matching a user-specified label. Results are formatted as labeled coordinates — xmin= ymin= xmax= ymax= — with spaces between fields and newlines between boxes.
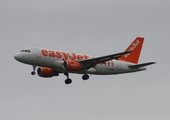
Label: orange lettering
xmin=111 ymin=61 xmax=114 ymax=66
xmin=42 ymin=50 xmax=90 ymax=62
xmin=56 ymin=52 xmax=62 ymax=58
xmin=49 ymin=50 xmax=55 ymax=57
xmin=77 ymin=55 xmax=83 ymax=60
xmin=100 ymin=62 xmax=106 ymax=65
xmin=62 ymin=52 xmax=69 ymax=61
xmin=83 ymin=55 xmax=89 ymax=60
xmin=69 ymin=53 xmax=76 ymax=61
xmin=41 ymin=49 xmax=48 ymax=56
xmin=108 ymin=61 xmax=110 ymax=66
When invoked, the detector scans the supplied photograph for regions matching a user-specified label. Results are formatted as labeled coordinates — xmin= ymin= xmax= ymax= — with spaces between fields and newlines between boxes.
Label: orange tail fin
xmin=118 ymin=37 xmax=144 ymax=64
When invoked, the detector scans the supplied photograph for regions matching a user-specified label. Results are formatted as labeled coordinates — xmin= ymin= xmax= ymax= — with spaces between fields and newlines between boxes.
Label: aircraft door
xmin=116 ymin=61 xmax=121 ymax=70
xmin=36 ymin=48 xmax=41 ymax=58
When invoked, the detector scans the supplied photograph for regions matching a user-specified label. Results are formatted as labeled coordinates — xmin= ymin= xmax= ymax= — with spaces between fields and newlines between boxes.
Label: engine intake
xmin=37 ymin=67 xmax=59 ymax=77
xmin=63 ymin=61 xmax=81 ymax=71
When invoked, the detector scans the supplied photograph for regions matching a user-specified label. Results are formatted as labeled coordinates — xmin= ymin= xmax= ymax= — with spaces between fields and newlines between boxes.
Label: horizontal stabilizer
xmin=129 ymin=62 xmax=156 ymax=69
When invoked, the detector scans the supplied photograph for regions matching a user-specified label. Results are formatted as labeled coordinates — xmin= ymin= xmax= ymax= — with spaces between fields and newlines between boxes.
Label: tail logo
xmin=124 ymin=39 xmax=140 ymax=58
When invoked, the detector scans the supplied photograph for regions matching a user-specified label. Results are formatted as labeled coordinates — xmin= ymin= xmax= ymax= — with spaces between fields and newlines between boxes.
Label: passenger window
xmin=26 ymin=50 xmax=31 ymax=52
xmin=20 ymin=50 xmax=31 ymax=53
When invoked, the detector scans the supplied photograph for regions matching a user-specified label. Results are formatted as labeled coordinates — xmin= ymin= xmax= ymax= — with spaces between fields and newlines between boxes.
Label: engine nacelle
xmin=37 ymin=67 xmax=59 ymax=78
xmin=63 ymin=61 xmax=81 ymax=71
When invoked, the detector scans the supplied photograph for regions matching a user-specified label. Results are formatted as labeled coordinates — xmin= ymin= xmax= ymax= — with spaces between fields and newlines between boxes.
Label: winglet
xmin=118 ymin=37 xmax=144 ymax=64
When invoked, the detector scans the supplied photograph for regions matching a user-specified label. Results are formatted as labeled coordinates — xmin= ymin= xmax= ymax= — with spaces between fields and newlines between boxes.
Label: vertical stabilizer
xmin=118 ymin=37 xmax=144 ymax=64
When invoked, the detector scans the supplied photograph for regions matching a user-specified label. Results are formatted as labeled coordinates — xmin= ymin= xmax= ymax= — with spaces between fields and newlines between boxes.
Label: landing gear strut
xmin=64 ymin=72 xmax=72 ymax=84
xmin=31 ymin=65 xmax=36 ymax=75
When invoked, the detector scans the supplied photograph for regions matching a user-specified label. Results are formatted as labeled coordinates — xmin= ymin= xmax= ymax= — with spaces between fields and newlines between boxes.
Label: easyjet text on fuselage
xmin=41 ymin=49 xmax=114 ymax=66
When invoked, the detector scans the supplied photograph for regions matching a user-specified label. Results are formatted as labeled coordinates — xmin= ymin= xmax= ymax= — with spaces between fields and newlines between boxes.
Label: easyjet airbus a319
xmin=14 ymin=37 xmax=155 ymax=84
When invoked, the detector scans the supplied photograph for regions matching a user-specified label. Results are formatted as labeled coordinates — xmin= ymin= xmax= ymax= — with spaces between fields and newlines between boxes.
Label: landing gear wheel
xmin=82 ymin=74 xmax=89 ymax=80
xmin=65 ymin=78 xmax=72 ymax=84
xmin=31 ymin=71 xmax=36 ymax=75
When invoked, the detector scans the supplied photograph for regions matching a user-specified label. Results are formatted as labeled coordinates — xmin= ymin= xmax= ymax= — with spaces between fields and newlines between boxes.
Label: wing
xmin=79 ymin=51 xmax=131 ymax=69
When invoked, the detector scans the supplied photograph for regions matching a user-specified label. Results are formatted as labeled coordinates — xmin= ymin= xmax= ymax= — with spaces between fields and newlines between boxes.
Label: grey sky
xmin=0 ymin=0 xmax=169 ymax=120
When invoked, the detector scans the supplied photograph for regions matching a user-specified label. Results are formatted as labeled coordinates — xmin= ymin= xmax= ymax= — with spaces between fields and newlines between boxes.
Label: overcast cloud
xmin=0 ymin=0 xmax=169 ymax=120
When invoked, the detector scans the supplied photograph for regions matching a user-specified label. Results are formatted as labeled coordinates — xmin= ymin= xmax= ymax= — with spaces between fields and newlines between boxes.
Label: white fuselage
xmin=14 ymin=47 xmax=146 ymax=75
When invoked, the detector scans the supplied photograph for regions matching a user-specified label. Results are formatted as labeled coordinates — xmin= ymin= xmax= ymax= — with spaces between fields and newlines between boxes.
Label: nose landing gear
xmin=31 ymin=65 xmax=36 ymax=75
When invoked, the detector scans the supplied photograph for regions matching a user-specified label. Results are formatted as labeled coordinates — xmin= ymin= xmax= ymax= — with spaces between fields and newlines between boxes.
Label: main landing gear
xmin=82 ymin=74 xmax=89 ymax=80
xmin=64 ymin=72 xmax=90 ymax=85
xmin=31 ymin=65 xmax=36 ymax=75
xmin=64 ymin=72 xmax=72 ymax=84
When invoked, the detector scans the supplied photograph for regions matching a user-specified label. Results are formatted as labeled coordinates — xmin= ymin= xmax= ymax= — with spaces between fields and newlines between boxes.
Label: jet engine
xmin=37 ymin=67 xmax=59 ymax=77
xmin=63 ymin=61 xmax=81 ymax=71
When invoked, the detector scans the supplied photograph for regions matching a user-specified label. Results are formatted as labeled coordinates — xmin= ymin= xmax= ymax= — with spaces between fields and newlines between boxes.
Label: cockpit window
xmin=20 ymin=50 xmax=31 ymax=53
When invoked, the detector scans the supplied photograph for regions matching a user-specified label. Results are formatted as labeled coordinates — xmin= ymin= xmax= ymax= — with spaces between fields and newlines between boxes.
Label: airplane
xmin=14 ymin=37 xmax=156 ymax=84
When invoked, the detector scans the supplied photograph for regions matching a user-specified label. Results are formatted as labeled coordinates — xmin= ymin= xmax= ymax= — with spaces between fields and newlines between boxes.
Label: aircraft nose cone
xmin=14 ymin=54 xmax=19 ymax=60
xmin=14 ymin=53 xmax=22 ymax=61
